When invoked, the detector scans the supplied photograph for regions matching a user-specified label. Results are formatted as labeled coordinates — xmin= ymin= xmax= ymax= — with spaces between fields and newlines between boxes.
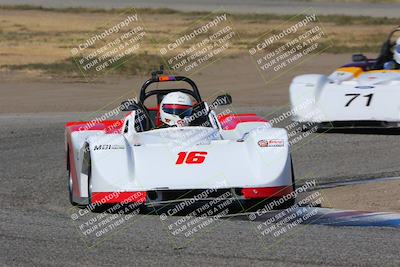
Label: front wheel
xmin=68 ymin=169 xmax=78 ymax=206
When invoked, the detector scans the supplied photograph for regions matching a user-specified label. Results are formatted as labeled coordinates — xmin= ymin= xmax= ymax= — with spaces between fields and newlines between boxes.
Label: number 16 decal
xmin=176 ymin=151 xmax=208 ymax=165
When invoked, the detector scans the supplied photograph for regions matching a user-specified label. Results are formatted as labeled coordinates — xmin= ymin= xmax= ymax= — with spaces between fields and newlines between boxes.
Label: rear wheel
xmin=279 ymin=157 xmax=296 ymax=209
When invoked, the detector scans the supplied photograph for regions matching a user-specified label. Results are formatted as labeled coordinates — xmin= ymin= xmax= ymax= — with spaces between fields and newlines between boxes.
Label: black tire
xmin=68 ymin=170 xmax=78 ymax=206
xmin=291 ymin=156 xmax=296 ymax=191
xmin=67 ymin=149 xmax=78 ymax=206
xmin=275 ymin=197 xmax=295 ymax=210
xmin=277 ymin=156 xmax=296 ymax=209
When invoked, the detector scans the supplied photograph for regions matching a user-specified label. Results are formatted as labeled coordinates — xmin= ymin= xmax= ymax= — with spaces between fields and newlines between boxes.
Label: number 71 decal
xmin=345 ymin=93 xmax=374 ymax=107
xmin=176 ymin=151 xmax=208 ymax=165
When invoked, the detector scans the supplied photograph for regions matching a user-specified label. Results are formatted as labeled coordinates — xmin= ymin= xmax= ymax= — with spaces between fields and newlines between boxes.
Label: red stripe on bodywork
xmin=91 ymin=192 xmax=147 ymax=204
xmin=242 ymin=186 xmax=293 ymax=199
xmin=66 ymin=120 xmax=124 ymax=134
xmin=218 ymin=114 xmax=267 ymax=130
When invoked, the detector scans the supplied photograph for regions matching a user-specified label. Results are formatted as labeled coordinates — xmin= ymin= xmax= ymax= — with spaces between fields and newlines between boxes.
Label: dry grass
xmin=0 ymin=6 xmax=398 ymax=76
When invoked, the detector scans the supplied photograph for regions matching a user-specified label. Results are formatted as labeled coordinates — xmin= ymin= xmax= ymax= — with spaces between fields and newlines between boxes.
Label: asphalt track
xmin=1 ymin=112 xmax=400 ymax=266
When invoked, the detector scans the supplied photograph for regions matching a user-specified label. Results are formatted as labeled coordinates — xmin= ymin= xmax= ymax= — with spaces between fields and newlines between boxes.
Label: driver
xmin=160 ymin=92 xmax=193 ymax=127
xmin=384 ymin=37 xmax=400 ymax=70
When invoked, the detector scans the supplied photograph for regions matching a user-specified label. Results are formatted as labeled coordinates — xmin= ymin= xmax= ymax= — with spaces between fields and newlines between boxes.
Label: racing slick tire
xmin=67 ymin=149 xmax=78 ymax=206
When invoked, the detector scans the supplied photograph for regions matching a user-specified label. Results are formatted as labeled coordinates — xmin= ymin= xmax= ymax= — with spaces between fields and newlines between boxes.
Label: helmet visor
xmin=162 ymin=104 xmax=193 ymax=119
xmin=396 ymin=44 xmax=400 ymax=53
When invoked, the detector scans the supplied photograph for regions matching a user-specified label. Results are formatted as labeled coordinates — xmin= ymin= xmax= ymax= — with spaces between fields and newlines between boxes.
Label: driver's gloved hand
xmin=383 ymin=61 xmax=396 ymax=70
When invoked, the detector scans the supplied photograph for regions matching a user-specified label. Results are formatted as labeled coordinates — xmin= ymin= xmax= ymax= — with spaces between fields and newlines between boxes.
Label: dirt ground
xmin=0 ymin=8 xmax=395 ymax=67
xmin=0 ymin=53 xmax=353 ymax=113
xmin=320 ymin=180 xmax=400 ymax=212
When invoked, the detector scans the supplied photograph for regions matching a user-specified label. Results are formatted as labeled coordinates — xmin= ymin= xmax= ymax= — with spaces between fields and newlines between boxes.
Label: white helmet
xmin=394 ymin=37 xmax=400 ymax=64
xmin=160 ymin=92 xmax=193 ymax=127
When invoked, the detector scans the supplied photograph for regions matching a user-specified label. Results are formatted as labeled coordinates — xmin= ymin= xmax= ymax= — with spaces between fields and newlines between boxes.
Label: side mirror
xmin=352 ymin=54 xmax=367 ymax=62
xmin=211 ymin=94 xmax=232 ymax=107
xmin=121 ymin=100 xmax=140 ymax=111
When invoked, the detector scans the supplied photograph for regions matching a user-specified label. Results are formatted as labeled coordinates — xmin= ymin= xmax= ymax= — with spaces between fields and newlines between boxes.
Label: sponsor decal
xmin=257 ymin=139 xmax=284 ymax=147
xmin=257 ymin=140 xmax=269 ymax=147
xmin=94 ymin=144 xmax=125 ymax=150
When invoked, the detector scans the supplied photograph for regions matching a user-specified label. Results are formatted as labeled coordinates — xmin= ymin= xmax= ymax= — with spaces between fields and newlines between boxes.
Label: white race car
xmin=290 ymin=26 xmax=400 ymax=129
xmin=66 ymin=69 xmax=295 ymax=210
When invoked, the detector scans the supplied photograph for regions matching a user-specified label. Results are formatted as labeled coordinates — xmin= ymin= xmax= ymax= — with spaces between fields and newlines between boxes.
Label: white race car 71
xmin=290 ymin=26 xmax=400 ymax=129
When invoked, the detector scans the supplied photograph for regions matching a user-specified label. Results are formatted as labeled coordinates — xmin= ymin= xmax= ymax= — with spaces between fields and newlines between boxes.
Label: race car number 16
xmin=176 ymin=151 xmax=208 ymax=165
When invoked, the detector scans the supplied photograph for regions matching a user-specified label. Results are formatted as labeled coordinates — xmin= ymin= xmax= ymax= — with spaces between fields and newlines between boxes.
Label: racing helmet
xmin=160 ymin=92 xmax=193 ymax=127
xmin=394 ymin=37 xmax=400 ymax=64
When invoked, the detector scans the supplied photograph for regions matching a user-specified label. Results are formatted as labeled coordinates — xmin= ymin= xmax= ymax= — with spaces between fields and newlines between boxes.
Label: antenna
xmin=151 ymin=65 xmax=164 ymax=80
